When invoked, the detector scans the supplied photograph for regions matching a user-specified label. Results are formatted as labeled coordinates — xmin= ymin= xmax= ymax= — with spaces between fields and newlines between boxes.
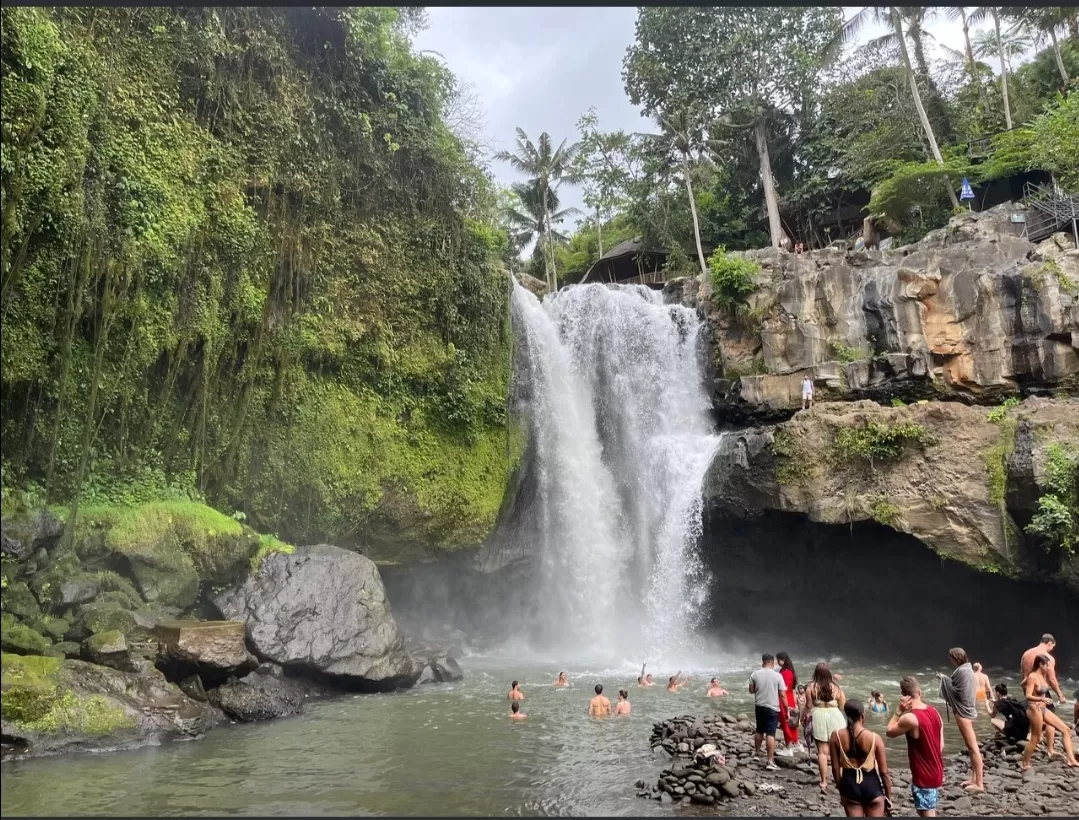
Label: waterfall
xmin=510 ymin=281 xmax=722 ymax=662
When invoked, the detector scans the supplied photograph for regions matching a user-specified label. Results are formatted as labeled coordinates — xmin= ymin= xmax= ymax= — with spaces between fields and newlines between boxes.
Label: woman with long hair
xmin=776 ymin=651 xmax=802 ymax=754
xmin=804 ymin=662 xmax=846 ymax=793
xmin=830 ymin=699 xmax=892 ymax=817
xmin=1022 ymin=654 xmax=1079 ymax=770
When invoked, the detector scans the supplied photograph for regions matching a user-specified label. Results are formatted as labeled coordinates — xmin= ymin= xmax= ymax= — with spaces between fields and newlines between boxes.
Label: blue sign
xmin=960 ymin=178 xmax=975 ymax=201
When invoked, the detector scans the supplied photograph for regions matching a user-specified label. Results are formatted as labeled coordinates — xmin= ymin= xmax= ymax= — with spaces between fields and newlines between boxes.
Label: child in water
xmin=869 ymin=690 xmax=888 ymax=714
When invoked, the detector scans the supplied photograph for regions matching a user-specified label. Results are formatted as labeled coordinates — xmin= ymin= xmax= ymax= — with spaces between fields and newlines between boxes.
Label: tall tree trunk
xmin=1049 ymin=28 xmax=1070 ymax=85
xmin=754 ymin=120 xmax=785 ymax=248
xmin=541 ymin=189 xmax=554 ymax=293
xmin=596 ymin=206 xmax=604 ymax=259
xmin=681 ymin=157 xmax=708 ymax=277
xmin=994 ymin=10 xmax=1014 ymax=129
xmin=961 ymin=10 xmax=988 ymax=109
xmin=894 ymin=9 xmax=960 ymax=208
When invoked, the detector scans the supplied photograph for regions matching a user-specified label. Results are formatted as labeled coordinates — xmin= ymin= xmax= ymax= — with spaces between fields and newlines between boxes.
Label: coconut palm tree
xmin=946 ymin=7 xmax=990 ymax=108
xmin=503 ymin=182 xmax=579 ymax=284
xmin=832 ymin=7 xmax=959 ymax=207
xmin=971 ymin=27 xmax=1030 ymax=73
xmin=970 ymin=7 xmax=1021 ymax=129
xmin=495 ymin=129 xmax=581 ymax=292
xmin=636 ymin=109 xmax=714 ymax=276
xmin=1005 ymin=7 xmax=1071 ymax=85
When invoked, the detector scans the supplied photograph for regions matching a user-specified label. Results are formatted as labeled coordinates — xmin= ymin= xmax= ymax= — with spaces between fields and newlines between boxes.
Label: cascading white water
xmin=511 ymin=281 xmax=722 ymax=662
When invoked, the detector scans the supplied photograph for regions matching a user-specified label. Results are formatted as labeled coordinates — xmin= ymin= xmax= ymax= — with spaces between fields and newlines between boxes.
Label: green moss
xmin=1 ymin=581 xmax=42 ymax=620
xmin=1043 ymin=259 xmax=1078 ymax=295
xmin=773 ymin=427 xmax=813 ymax=486
xmin=84 ymin=630 xmax=126 ymax=654
xmin=77 ymin=602 xmax=136 ymax=636
xmin=1 ymin=653 xmax=136 ymax=736
xmin=870 ymin=498 xmax=902 ymax=527
xmin=250 ymin=535 xmax=295 ymax=572
xmin=984 ymin=418 xmax=1018 ymax=505
xmin=1 ymin=623 xmax=52 ymax=655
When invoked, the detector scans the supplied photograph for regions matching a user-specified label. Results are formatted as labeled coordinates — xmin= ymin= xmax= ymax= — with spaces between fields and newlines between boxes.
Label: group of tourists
xmin=743 ymin=633 xmax=1076 ymax=818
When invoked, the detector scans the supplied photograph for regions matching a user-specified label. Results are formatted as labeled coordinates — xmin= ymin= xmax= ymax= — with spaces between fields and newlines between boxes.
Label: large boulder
xmin=1 ymin=510 xmax=64 ymax=562
xmin=206 ymin=664 xmax=305 ymax=722
xmin=1 ymin=652 xmax=223 ymax=759
xmin=213 ymin=544 xmax=418 ymax=687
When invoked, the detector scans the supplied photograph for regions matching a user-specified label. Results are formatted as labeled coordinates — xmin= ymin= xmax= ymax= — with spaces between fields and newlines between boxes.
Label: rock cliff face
xmin=669 ymin=209 xmax=1078 ymax=421
xmin=705 ymin=397 xmax=1079 ymax=594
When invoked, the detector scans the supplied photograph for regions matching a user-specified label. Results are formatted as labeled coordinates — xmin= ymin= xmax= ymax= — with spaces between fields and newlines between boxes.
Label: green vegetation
xmin=0 ymin=8 xmax=519 ymax=552
xmin=987 ymin=396 xmax=1021 ymax=423
xmin=834 ymin=421 xmax=935 ymax=467
xmin=0 ymin=653 xmax=135 ymax=735
xmin=984 ymin=418 xmax=1019 ymax=505
xmin=830 ymin=340 xmax=867 ymax=364
xmin=708 ymin=247 xmax=761 ymax=308
xmin=870 ymin=497 xmax=902 ymax=527
xmin=1026 ymin=443 xmax=1079 ymax=555
xmin=773 ymin=427 xmax=812 ymax=486
xmin=1040 ymin=259 xmax=1079 ymax=296
xmin=250 ymin=535 xmax=294 ymax=572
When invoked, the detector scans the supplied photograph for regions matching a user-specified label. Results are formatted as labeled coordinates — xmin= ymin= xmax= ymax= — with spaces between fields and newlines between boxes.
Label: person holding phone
xmin=887 ymin=676 xmax=944 ymax=818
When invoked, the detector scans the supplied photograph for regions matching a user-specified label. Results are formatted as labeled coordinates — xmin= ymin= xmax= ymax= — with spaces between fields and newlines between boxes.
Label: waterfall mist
xmin=506 ymin=281 xmax=722 ymax=663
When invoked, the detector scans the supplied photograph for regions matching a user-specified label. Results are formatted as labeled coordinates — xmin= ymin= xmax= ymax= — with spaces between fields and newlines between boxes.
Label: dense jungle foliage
xmin=0 ymin=7 xmax=520 ymax=553
xmin=529 ymin=8 xmax=1079 ymax=284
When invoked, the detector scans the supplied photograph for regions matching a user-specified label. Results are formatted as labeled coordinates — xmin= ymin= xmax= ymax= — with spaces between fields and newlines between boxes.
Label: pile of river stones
xmin=636 ymin=713 xmax=1078 ymax=816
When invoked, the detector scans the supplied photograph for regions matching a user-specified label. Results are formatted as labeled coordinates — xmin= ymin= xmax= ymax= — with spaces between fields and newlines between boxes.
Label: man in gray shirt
xmin=748 ymin=653 xmax=787 ymax=769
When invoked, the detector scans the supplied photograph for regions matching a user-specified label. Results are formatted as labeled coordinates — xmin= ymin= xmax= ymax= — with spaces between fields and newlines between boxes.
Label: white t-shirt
xmin=802 ymin=378 xmax=813 ymax=397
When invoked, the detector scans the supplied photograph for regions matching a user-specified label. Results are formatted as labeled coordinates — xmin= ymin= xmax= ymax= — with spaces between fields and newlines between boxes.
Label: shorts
xmin=911 ymin=785 xmax=940 ymax=812
xmin=755 ymin=705 xmax=780 ymax=736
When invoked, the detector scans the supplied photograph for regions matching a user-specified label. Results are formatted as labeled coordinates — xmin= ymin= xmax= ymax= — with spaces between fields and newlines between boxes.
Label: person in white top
xmin=801 ymin=375 xmax=814 ymax=410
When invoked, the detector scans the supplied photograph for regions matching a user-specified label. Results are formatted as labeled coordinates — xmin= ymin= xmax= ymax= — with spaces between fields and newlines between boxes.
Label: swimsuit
xmin=836 ymin=728 xmax=885 ymax=806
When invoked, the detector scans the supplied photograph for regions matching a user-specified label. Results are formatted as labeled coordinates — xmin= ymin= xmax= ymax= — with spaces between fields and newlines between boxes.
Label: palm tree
xmin=832 ymin=7 xmax=959 ymax=207
xmin=971 ymin=28 xmax=1030 ymax=73
xmin=970 ymin=7 xmax=1019 ymax=129
xmin=503 ymin=182 xmax=578 ymax=284
xmin=946 ymin=7 xmax=990 ymax=108
xmin=495 ymin=129 xmax=582 ymax=292
xmin=637 ymin=109 xmax=713 ymax=276
xmin=1005 ymin=7 xmax=1071 ymax=85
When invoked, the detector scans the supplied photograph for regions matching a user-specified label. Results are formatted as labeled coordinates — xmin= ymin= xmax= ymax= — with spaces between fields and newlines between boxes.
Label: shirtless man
xmin=972 ymin=663 xmax=993 ymax=715
xmin=667 ymin=672 xmax=689 ymax=693
xmin=508 ymin=680 xmax=525 ymax=701
xmin=615 ymin=689 xmax=631 ymax=715
xmin=554 ymin=672 xmax=569 ymax=688
xmin=589 ymin=684 xmax=612 ymax=716
xmin=707 ymin=678 xmax=729 ymax=697
xmin=1021 ymin=634 xmax=1066 ymax=755
xmin=510 ymin=701 xmax=527 ymax=720
xmin=638 ymin=664 xmax=655 ymax=687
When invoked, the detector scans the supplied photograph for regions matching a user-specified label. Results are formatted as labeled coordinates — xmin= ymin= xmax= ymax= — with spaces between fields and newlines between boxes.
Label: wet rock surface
xmin=638 ymin=713 xmax=1079 ymax=816
xmin=213 ymin=544 xmax=418 ymax=687
xmin=205 ymin=663 xmax=305 ymax=723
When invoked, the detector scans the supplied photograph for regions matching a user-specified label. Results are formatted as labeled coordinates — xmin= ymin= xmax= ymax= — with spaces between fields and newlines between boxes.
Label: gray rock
xmin=206 ymin=665 xmax=305 ymax=722
xmin=659 ymin=791 xmax=673 ymax=805
xmin=1 ymin=510 xmax=64 ymax=561
xmin=720 ymin=780 xmax=740 ymax=799
xmin=213 ymin=544 xmax=417 ymax=687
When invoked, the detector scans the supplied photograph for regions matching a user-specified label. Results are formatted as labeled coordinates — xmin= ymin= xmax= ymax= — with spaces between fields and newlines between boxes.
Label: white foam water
xmin=510 ymin=281 xmax=722 ymax=663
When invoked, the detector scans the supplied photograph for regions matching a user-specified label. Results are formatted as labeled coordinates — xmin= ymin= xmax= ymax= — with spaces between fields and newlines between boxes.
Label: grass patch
xmin=250 ymin=535 xmax=295 ymax=572
xmin=870 ymin=498 xmax=902 ymax=527
xmin=986 ymin=396 xmax=1020 ymax=423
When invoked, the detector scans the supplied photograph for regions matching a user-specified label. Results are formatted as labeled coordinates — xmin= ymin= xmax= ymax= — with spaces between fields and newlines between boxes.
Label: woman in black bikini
xmin=829 ymin=700 xmax=892 ymax=817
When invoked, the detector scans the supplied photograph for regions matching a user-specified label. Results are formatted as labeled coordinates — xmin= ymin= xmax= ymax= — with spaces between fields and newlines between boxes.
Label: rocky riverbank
xmin=1 ymin=503 xmax=462 ymax=761
xmin=638 ymin=713 xmax=1078 ymax=816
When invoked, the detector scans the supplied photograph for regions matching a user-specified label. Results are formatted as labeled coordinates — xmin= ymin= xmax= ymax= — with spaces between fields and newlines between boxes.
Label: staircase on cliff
xmin=1020 ymin=182 xmax=1078 ymax=244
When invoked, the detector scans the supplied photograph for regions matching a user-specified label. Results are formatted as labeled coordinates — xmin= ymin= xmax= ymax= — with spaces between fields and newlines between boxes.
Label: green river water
xmin=2 ymin=653 xmax=1054 ymax=816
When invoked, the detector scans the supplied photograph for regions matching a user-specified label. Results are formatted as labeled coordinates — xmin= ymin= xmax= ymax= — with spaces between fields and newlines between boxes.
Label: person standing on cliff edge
xmin=801 ymin=375 xmax=814 ymax=410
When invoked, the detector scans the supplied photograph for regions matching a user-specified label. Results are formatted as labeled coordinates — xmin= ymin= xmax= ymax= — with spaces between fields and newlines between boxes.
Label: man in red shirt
xmin=887 ymin=676 xmax=944 ymax=817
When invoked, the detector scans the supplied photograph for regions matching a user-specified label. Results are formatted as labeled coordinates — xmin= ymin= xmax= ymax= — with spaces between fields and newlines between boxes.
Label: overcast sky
xmin=413 ymin=7 xmax=1030 ymax=226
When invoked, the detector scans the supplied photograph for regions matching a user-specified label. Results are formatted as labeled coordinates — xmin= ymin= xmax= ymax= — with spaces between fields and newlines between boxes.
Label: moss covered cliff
xmin=0 ymin=7 xmax=521 ymax=553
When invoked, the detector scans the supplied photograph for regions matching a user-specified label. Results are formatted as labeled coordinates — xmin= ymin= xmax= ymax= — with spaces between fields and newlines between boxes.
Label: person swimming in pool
xmin=554 ymin=672 xmax=569 ymax=688
xmin=869 ymin=691 xmax=889 ymax=714
xmin=510 ymin=700 xmax=527 ymax=720
xmin=707 ymin=678 xmax=729 ymax=697
xmin=615 ymin=689 xmax=631 ymax=715
xmin=668 ymin=672 xmax=690 ymax=693
xmin=589 ymin=684 xmax=612 ymax=716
